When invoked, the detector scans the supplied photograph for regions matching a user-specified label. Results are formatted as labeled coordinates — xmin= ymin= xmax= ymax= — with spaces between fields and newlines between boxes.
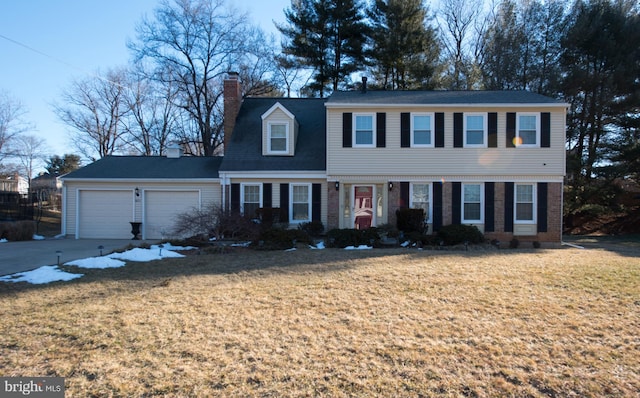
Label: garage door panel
xmin=79 ymin=190 xmax=133 ymax=239
xmin=145 ymin=191 xmax=199 ymax=239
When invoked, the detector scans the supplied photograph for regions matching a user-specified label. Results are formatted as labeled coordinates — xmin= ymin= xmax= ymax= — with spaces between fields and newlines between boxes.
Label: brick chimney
xmin=223 ymin=72 xmax=242 ymax=153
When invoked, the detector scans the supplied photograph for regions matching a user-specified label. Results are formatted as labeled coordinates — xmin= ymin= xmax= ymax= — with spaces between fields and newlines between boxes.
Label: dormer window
xmin=268 ymin=122 xmax=288 ymax=153
xmin=262 ymin=102 xmax=297 ymax=156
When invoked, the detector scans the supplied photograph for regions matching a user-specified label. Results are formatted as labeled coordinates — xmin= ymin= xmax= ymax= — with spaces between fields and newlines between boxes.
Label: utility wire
xmin=0 ymin=32 xmax=132 ymax=90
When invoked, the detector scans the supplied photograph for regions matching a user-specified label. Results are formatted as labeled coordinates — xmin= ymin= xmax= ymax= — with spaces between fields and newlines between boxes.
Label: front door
xmin=354 ymin=185 xmax=373 ymax=229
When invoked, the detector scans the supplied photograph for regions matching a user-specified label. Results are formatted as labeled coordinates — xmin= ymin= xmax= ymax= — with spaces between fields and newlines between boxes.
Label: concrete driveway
xmin=0 ymin=238 xmax=158 ymax=276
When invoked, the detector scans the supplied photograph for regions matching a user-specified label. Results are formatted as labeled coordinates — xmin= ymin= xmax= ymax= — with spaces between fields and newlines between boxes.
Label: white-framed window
xmin=353 ymin=114 xmax=375 ymax=147
xmin=462 ymin=183 xmax=483 ymax=223
xmin=464 ymin=113 xmax=487 ymax=147
xmin=516 ymin=113 xmax=540 ymax=147
xmin=241 ymin=183 xmax=262 ymax=218
xmin=410 ymin=183 xmax=431 ymax=222
xmin=267 ymin=122 xmax=288 ymax=153
xmin=290 ymin=183 xmax=311 ymax=223
xmin=515 ymin=183 xmax=536 ymax=223
xmin=411 ymin=113 xmax=434 ymax=147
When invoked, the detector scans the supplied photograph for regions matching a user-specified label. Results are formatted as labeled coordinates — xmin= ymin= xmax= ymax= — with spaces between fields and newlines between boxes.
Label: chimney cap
xmin=226 ymin=71 xmax=239 ymax=79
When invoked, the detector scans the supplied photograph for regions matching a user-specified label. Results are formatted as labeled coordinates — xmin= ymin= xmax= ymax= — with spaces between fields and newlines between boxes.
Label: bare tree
xmin=438 ymin=0 xmax=485 ymax=89
xmin=121 ymin=67 xmax=181 ymax=156
xmin=0 ymin=90 xmax=31 ymax=166
xmin=129 ymin=0 xmax=270 ymax=156
xmin=11 ymin=134 xmax=47 ymax=187
xmin=55 ymin=68 xmax=130 ymax=161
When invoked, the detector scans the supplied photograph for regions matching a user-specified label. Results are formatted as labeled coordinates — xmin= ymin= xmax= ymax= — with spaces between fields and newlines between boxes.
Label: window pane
xmin=413 ymin=115 xmax=431 ymax=145
xmin=466 ymin=115 xmax=483 ymax=131
xmin=519 ymin=115 xmax=537 ymax=145
xmin=244 ymin=186 xmax=259 ymax=202
xmin=466 ymin=131 xmax=484 ymax=145
xmin=520 ymin=130 xmax=536 ymax=145
xmin=414 ymin=131 xmax=431 ymax=145
xmin=464 ymin=185 xmax=481 ymax=202
xmin=464 ymin=203 xmax=481 ymax=220
xmin=519 ymin=115 xmax=536 ymax=130
xmin=516 ymin=185 xmax=533 ymax=202
xmin=355 ymin=115 xmax=373 ymax=145
xmin=516 ymin=203 xmax=533 ymax=220
xmin=355 ymin=115 xmax=373 ymax=131
xmin=293 ymin=203 xmax=309 ymax=220
xmin=271 ymin=124 xmax=286 ymax=137
xmin=292 ymin=185 xmax=309 ymax=202
xmin=355 ymin=131 xmax=373 ymax=145
xmin=412 ymin=184 xmax=430 ymax=220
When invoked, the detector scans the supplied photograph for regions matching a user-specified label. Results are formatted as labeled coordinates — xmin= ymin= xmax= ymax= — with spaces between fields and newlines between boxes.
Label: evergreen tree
xmin=367 ymin=0 xmax=440 ymax=90
xmin=561 ymin=0 xmax=640 ymax=210
xmin=278 ymin=0 xmax=369 ymax=97
xmin=45 ymin=154 xmax=81 ymax=175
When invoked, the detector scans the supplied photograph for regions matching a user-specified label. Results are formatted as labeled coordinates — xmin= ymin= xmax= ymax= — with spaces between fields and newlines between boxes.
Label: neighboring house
xmin=0 ymin=174 xmax=29 ymax=195
xmin=62 ymin=73 xmax=567 ymax=242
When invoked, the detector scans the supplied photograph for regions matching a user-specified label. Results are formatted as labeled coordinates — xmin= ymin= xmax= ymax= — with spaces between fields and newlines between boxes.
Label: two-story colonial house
xmin=62 ymin=74 xmax=567 ymax=243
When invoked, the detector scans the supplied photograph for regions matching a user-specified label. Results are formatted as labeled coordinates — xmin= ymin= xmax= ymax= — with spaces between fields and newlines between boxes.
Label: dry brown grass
xmin=1 ymin=246 xmax=639 ymax=397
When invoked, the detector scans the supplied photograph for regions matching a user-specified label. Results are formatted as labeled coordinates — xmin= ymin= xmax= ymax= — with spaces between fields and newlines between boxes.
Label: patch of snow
xmin=0 ymin=238 xmax=7 ymax=243
xmin=344 ymin=245 xmax=373 ymax=250
xmin=231 ymin=242 xmax=251 ymax=247
xmin=65 ymin=257 xmax=126 ymax=269
xmin=400 ymin=241 xmax=410 ymax=247
xmin=54 ymin=234 xmax=65 ymax=239
xmin=309 ymin=241 xmax=325 ymax=250
xmin=0 ymin=265 xmax=83 ymax=284
xmin=33 ymin=234 xmax=45 ymax=240
xmin=151 ymin=243 xmax=195 ymax=251
xmin=108 ymin=247 xmax=184 ymax=262
xmin=284 ymin=247 xmax=297 ymax=252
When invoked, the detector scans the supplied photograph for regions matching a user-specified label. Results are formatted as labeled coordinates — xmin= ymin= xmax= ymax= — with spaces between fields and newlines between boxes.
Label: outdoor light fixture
xmin=135 ymin=187 xmax=140 ymax=197
xmin=388 ymin=182 xmax=393 ymax=191
xmin=335 ymin=181 xmax=340 ymax=191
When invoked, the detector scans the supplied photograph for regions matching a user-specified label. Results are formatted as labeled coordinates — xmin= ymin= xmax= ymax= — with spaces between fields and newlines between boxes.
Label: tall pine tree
xmin=367 ymin=0 xmax=440 ymax=90
xmin=278 ymin=0 xmax=368 ymax=97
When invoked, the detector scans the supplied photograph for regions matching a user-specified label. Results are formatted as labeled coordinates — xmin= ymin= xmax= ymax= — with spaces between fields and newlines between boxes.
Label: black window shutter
xmin=400 ymin=182 xmax=410 ymax=208
xmin=485 ymin=182 xmax=495 ymax=232
xmin=435 ymin=112 xmax=445 ymax=148
xmin=452 ymin=182 xmax=462 ymax=224
xmin=376 ymin=113 xmax=386 ymax=148
xmin=401 ymin=112 xmax=410 ymax=148
xmin=263 ymin=183 xmax=272 ymax=208
xmin=433 ymin=182 xmax=443 ymax=231
xmin=279 ymin=183 xmax=289 ymax=222
xmin=231 ymin=183 xmax=240 ymax=214
xmin=342 ymin=113 xmax=352 ymax=148
xmin=453 ymin=113 xmax=463 ymax=148
xmin=488 ymin=112 xmax=498 ymax=148
xmin=541 ymin=112 xmax=551 ymax=148
xmin=504 ymin=182 xmax=514 ymax=232
xmin=506 ymin=113 xmax=516 ymax=148
xmin=537 ymin=182 xmax=548 ymax=232
xmin=312 ymin=183 xmax=321 ymax=222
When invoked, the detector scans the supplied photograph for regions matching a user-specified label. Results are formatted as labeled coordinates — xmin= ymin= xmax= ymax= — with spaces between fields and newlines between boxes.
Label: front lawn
xmin=1 ymin=246 xmax=638 ymax=397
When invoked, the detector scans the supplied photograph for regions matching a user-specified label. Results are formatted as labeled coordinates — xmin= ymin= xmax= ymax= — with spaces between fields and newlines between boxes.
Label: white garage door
xmin=78 ymin=190 xmax=134 ymax=239
xmin=144 ymin=191 xmax=199 ymax=239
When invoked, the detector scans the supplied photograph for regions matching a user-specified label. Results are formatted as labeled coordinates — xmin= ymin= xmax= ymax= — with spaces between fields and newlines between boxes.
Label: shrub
xmin=0 ymin=221 xmax=36 ymax=241
xmin=171 ymin=203 xmax=260 ymax=242
xmin=437 ymin=224 xmax=484 ymax=246
xmin=396 ymin=208 xmax=426 ymax=233
xmin=255 ymin=227 xmax=311 ymax=250
xmin=298 ymin=220 xmax=324 ymax=237
xmin=326 ymin=228 xmax=381 ymax=248
xmin=509 ymin=238 xmax=520 ymax=249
